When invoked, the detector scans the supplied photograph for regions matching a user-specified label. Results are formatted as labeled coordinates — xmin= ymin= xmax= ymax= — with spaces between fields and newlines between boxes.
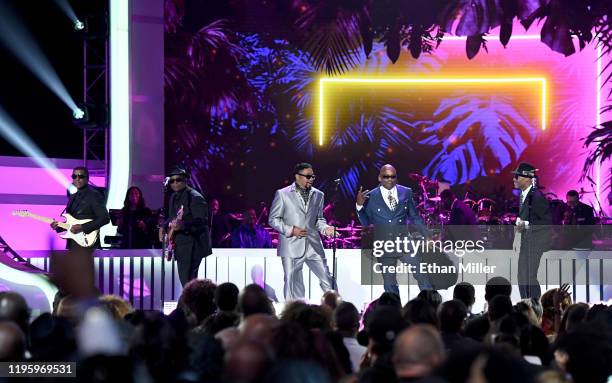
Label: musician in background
xmin=440 ymin=189 xmax=478 ymax=225
xmin=512 ymin=163 xmax=552 ymax=299
xmin=209 ymin=199 xmax=232 ymax=248
xmin=117 ymin=186 xmax=153 ymax=249
xmin=562 ymin=190 xmax=595 ymax=249
xmin=50 ymin=166 xmax=110 ymax=249
xmin=231 ymin=208 xmax=272 ymax=248
xmin=323 ymin=202 xmax=341 ymax=227
xmin=164 ymin=167 xmax=212 ymax=286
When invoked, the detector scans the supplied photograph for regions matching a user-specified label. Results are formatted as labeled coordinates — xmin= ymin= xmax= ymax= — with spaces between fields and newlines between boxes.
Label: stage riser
xmin=22 ymin=249 xmax=612 ymax=312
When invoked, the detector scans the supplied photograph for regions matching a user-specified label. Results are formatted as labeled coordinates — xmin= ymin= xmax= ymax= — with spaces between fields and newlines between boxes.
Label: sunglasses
xmin=381 ymin=175 xmax=397 ymax=179
xmin=72 ymin=174 xmax=87 ymax=179
xmin=297 ymin=173 xmax=316 ymax=180
xmin=169 ymin=177 xmax=185 ymax=184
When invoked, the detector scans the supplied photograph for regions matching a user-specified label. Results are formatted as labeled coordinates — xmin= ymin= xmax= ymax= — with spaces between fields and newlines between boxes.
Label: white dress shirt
xmin=517 ymin=185 xmax=533 ymax=227
xmin=342 ymin=337 xmax=367 ymax=372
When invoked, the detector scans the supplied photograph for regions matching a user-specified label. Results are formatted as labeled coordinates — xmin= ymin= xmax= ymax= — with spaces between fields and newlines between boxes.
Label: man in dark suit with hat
xmin=512 ymin=162 xmax=552 ymax=299
xmin=164 ymin=166 xmax=212 ymax=286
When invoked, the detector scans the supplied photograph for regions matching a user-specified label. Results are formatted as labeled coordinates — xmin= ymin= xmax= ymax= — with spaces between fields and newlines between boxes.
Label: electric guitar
xmin=163 ymin=205 xmax=184 ymax=261
xmin=12 ymin=210 xmax=98 ymax=247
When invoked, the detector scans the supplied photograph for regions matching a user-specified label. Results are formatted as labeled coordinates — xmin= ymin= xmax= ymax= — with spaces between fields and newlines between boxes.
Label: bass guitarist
xmin=163 ymin=166 xmax=212 ymax=286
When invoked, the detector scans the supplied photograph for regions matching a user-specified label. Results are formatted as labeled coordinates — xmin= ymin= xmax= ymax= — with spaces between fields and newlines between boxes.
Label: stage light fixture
xmin=72 ymin=103 xmax=109 ymax=128
xmin=73 ymin=107 xmax=86 ymax=120
xmin=73 ymin=19 xmax=86 ymax=31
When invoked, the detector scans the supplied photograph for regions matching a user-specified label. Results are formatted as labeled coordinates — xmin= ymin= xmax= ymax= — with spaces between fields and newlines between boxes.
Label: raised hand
xmin=553 ymin=283 xmax=571 ymax=309
xmin=356 ymin=186 xmax=370 ymax=206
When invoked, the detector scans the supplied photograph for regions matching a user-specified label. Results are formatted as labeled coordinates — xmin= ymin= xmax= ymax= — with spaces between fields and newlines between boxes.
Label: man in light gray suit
xmin=269 ymin=163 xmax=336 ymax=300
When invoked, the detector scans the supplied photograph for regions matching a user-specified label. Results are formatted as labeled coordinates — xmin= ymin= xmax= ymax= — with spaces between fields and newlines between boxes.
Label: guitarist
xmin=164 ymin=166 xmax=212 ymax=286
xmin=49 ymin=166 xmax=109 ymax=305
xmin=50 ymin=166 xmax=110 ymax=249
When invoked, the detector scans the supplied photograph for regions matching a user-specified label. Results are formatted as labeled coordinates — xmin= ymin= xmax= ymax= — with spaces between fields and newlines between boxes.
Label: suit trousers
xmin=518 ymin=237 xmax=544 ymax=299
xmin=175 ymin=241 xmax=204 ymax=287
xmin=281 ymin=246 xmax=333 ymax=300
xmin=380 ymin=254 xmax=432 ymax=296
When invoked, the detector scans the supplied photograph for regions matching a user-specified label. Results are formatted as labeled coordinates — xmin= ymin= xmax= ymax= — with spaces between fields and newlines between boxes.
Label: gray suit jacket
xmin=268 ymin=184 xmax=329 ymax=258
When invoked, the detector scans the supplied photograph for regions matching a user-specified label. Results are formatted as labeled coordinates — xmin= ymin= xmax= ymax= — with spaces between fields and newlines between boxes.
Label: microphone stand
xmin=331 ymin=180 xmax=341 ymax=292
xmin=585 ymin=178 xmax=606 ymax=239
xmin=160 ymin=177 xmax=170 ymax=309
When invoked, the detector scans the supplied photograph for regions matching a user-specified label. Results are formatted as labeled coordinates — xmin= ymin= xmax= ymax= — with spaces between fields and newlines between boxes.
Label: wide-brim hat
xmin=512 ymin=162 xmax=537 ymax=178
xmin=166 ymin=166 xmax=189 ymax=178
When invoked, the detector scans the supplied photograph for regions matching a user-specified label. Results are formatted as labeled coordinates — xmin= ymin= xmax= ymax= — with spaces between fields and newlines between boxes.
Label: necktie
xmin=388 ymin=191 xmax=397 ymax=211
xmin=297 ymin=186 xmax=309 ymax=206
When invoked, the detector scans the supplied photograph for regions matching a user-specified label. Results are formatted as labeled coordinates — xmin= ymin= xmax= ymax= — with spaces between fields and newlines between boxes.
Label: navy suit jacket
xmin=356 ymin=185 xmax=427 ymax=235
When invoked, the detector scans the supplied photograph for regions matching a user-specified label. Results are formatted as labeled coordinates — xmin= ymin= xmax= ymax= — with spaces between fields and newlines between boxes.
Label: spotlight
xmin=72 ymin=107 xmax=87 ymax=121
xmin=72 ymin=103 xmax=108 ymax=128
xmin=73 ymin=19 xmax=86 ymax=31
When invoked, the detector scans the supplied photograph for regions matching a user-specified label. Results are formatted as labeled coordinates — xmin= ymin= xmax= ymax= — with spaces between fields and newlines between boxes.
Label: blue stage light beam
xmin=54 ymin=0 xmax=85 ymax=31
xmin=0 ymin=1 xmax=80 ymax=114
xmin=0 ymin=106 xmax=71 ymax=189
xmin=54 ymin=0 xmax=79 ymax=23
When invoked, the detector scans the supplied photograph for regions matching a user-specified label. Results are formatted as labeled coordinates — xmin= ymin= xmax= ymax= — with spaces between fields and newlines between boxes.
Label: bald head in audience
xmin=392 ymin=324 xmax=445 ymax=380
xmin=240 ymin=314 xmax=279 ymax=347
xmin=0 ymin=321 xmax=25 ymax=362
xmin=224 ymin=339 xmax=272 ymax=382
xmin=0 ymin=292 xmax=30 ymax=334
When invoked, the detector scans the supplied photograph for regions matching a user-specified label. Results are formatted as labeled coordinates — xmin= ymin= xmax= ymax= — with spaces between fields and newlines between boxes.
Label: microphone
xmin=586 ymin=175 xmax=596 ymax=185
xmin=164 ymin=177 xmax=170 ymax=187
xmin=333 ymin=178 xmax=342 ymax=185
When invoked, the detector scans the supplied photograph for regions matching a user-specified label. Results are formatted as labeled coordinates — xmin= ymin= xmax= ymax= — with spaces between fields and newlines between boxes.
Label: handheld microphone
xmin=164 ymin=177 xmax=170 ymax=187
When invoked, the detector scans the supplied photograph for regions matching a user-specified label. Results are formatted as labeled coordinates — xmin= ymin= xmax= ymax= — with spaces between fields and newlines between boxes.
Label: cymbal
xmin=408 ymin=172 xmax=426 ymax=181
xmin=325 ymin=237 xmax=351 ymax=243
xmin=336 ymin=227 xmax=360 ymax=232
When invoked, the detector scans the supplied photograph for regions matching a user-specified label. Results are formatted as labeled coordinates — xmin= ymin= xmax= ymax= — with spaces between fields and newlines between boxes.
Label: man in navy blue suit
xmin=356 ymin=164 xmax=431 ymax=295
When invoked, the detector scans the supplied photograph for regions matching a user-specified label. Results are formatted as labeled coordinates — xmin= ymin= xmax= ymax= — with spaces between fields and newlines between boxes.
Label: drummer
xmin=440 ymin=189 xmax=478 ymax=225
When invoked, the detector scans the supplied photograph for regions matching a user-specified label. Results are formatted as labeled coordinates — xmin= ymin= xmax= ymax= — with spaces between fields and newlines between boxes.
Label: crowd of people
xmin=0 ymin=279 xmax=610 ymax=383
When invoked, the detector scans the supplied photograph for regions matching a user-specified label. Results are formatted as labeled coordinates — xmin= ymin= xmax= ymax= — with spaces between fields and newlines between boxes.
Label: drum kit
xmin=323 ymin=224 xmax=364 ymax=249
xmin=408 ymin=173 xmax=509 ymax=226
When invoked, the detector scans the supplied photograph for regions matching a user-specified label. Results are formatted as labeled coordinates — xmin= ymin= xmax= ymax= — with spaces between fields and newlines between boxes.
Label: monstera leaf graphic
xmin=421 ymin=95 xmax=539 ymax=184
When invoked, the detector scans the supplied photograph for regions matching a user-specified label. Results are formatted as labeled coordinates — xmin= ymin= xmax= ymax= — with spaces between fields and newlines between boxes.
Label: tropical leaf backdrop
xmin=164 ymin=0 xmax=612 ymax=218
